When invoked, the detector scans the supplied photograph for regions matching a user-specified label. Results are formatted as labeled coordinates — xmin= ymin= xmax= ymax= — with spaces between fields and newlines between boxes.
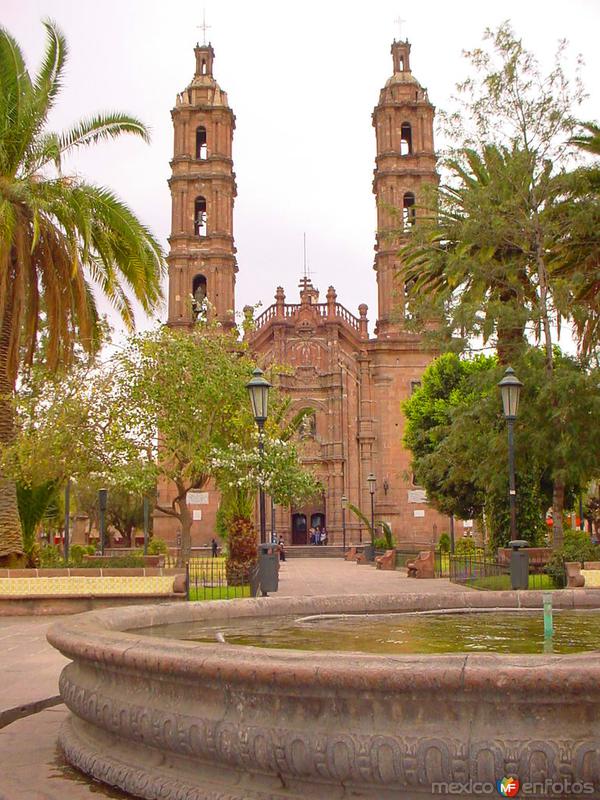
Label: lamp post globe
xmin=246 ymin=368 xmax=271 ymax=426
xmin=498 ymin=366 xmax=523 ymax=420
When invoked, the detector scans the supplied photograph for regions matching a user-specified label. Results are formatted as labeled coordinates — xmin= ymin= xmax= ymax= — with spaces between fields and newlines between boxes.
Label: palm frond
xmin=58 ymin=112 xmax=150 ymax=154
xmin=348 ymin=502 xmax=373 ymax=536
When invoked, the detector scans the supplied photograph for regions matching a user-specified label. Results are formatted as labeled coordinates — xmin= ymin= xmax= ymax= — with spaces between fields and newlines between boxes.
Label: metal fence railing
xmin=449 ymin=554 xmax=564 ymax=590
xmin=165 ymin=555 xmax=252 ymax=601
xmin=434 ymin=550 xmax=450 ymax=578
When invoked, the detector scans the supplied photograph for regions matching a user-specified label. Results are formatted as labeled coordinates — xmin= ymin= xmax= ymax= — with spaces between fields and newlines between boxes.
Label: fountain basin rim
xmin=47 ymin=589 xmax=600 ymax=695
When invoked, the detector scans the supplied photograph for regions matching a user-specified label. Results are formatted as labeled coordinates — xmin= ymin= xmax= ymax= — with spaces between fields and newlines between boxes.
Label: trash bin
xmin=509 ymin=539 xmax=529 ymax=590
xmin=256 ymin=542 xmax=279 ymax=596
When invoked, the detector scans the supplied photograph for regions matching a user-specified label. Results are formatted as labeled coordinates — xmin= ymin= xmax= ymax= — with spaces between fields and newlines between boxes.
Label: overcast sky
xmin=4 ymin=0 xmax=600 ymax=341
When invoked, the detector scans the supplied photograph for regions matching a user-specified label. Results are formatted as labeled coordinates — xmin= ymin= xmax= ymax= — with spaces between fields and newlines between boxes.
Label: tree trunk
xmin=178 ymin=489 xmax=193 ymax=565
xmin=0 ymin=273 xmax=24 ymax=565
xmin=533 ymin=223 xmax=554 ymax=375
xmin=552 ymin=479 xmax=565 ymax=550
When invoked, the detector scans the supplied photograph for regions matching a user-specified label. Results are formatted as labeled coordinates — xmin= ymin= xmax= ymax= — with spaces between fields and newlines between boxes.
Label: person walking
xmin=278 ymin=535 xmax=286 ymax=562
xmin=211 ymin=537 xmax=219 ymax=558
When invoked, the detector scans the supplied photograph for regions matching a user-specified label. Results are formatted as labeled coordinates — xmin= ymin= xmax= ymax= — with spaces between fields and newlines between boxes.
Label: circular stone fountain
xmin=48 ymin=590 xmax=600 ymax=800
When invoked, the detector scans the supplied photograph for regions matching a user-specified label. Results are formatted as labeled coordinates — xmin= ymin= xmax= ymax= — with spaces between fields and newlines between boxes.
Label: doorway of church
xmin=291 ymin=504 xmax=326 ymax=545
xmin=291 ymin=513 xmax=307 ymax=545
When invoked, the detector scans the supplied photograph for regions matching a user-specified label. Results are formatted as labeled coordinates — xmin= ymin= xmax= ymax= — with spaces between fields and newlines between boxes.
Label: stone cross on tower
xmin=197 ymin=10 xmax=211 ymax=45
xmin=394 ymin=16 xmax=406 ymax=40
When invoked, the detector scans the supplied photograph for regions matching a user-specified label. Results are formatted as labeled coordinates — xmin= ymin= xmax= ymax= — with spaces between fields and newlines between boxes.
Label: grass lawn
xmin=188 ymin=585 xmax=251 ymax=601
xmin=470 ymin=574 xmax=557 ymax=591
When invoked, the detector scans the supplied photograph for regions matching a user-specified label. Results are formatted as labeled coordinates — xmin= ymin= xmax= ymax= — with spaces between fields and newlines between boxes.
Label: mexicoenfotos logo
xmin=496 ymin=777 xmax=520 ymax=797
xmin=432 ymin=777 xmax=595 ymax=795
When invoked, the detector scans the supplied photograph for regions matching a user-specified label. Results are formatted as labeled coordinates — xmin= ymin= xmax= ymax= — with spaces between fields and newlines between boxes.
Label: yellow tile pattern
xmin=581 ymin=570 xmax=600 ymax=588
xmin=0 ymin=576 xmax=176 ymax=596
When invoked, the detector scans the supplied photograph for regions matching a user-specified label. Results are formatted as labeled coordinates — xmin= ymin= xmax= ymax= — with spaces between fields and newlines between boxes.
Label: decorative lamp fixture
xmin=246 ymin=368 xmax=271 ymax=425
xmin=498 ymin=367 xmax=523 ymax=420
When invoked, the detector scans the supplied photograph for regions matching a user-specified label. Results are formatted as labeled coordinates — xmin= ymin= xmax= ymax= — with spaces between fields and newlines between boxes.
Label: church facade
xmin=157 ymin=37 xmax=465 ymax=548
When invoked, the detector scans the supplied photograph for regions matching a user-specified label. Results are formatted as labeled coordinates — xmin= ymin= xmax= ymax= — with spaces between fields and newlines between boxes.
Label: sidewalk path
xmin=277 ymin=557 xmax=464 ymax=597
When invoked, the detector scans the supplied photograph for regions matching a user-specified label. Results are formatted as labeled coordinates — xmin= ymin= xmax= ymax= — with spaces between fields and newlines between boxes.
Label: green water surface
xmin=135 ymin=609 xmax=600 ymax=655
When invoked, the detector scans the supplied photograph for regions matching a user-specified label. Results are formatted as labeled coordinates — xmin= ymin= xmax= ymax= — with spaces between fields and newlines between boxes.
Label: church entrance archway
xmin=291 ymin=497 xmax=326 ymax=545
xmin=291 ymin=513 xmax=307 ymax=545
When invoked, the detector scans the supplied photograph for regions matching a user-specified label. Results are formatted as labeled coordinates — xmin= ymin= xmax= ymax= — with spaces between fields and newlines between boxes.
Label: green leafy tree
xmin=403 ymin=352 xmax=495 ymax=520
xmin=404 ymin=349 xmax=600 ymax=550
xmin=209 ymin=399 xmax=321 ymax=579
xmin=112 ymin=325 xmax=259 ymax=563
xmin=2 ymin=335 xmax=150 ymax=553
xmin=0 ymin=21 xmax=165 ymax=564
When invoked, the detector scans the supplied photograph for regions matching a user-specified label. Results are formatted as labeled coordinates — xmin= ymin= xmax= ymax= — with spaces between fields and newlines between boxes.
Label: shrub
xmin=437 ymin=533 xmax=451 ymax=553
xmin=454 ymin=537 xmax=477 ymax=556
xmin=374 ymin=537 xmax=389 ymax=551
xmin=69 ymin=544 xmax=88 ymax=565
xmin=377 ymin=521 xmax=395 ymax=550
xmin=546 ymin=529 xmax=600 ymax=586
xmin=147 ymin=537 xmax=168 ymax=555
xmin=79 ymin=555 xmax=147 ymax=568
xmin=37 ymin=546 xmax=147 ymax=569
xmin=39 ymin=544 xmax=65 ymax=568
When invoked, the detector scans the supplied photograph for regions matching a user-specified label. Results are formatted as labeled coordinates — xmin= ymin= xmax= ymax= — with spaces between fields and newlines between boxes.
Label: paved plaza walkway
xmin=0 ymin=559 xmax=464 ymax=799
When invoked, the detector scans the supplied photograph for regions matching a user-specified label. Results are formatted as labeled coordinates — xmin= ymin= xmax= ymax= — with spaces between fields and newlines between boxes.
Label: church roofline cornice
xmin=372 ymin=101 xmax=436 ymax=116
xmin=372 ymin=170 xmax=438 ymax=186
xmin=168 ymin=173 xmax=237 ymax=186
xmin=171 ymin=154 xmax=234 ymax=167
xmin=171 ymin=105 xmax=235 ymax=121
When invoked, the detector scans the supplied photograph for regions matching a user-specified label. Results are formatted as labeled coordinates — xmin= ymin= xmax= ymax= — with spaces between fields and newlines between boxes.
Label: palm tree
xmin=400 ymin=145 xmax=540 ymax=365
xmin=0 ymin=21 xmax=165 ymax=564
xmin=552 ymin=121 xmax=600 ymax=353
xmin=570 ymin=122 xmax=600 ymax=156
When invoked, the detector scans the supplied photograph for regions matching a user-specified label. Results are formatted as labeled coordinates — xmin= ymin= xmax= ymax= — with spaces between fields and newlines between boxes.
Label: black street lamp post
xmin=367 ymin=473 xmax=376 ymax=562
xmin=143 ymin=496 xmax=150 ymax=556
xmin=246 ymin=368 xmax=272 ymax=544
xmin=341 ymin=495 xmax=348 ymax=553
xmin=498 ymin=367 xmax=523 ymax=542
xmin=271 ymin=496 xmax=276 ymax=543
xmin=64 ymin=478 xmax=71 ymax=562
xmin=98 ymin=488 xmax=108 ymax=555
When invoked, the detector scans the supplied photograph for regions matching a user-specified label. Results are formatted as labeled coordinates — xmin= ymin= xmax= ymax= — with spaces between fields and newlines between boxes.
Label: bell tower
xmin=167 ymin=42 xmax=237 ymax=329
xmin=372 ymin=39 xmax=438 ymax=337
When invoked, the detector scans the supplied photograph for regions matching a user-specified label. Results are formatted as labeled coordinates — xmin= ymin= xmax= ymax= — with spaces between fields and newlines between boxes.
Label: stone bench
xmin=344 ymin=545 xmax=363 ymax=562
xmin=0 ymin=568 xmax=187 ymax=615
xmin=567 ymin=561 xmax=600 ymax=588
xmin=375 ymin=550 xmax=396 ymax=570
xmin=406 ymin=550 xmax=435 ymax=579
